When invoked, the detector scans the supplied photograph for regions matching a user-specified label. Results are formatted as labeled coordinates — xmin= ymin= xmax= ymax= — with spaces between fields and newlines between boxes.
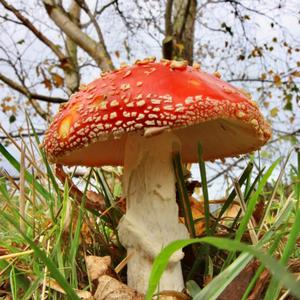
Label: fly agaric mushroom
xmin=43 ymin=57 xmax=271 ymax=294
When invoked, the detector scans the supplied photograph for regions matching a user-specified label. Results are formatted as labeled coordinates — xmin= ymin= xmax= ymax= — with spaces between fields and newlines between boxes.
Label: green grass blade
xmin=94 ymin=168 xmax=122 ymax=235
xmin=0 ymin=260 xmax=29 ymax=291
xmin=236 ymin=159 xmax=280 ymax=242
xmin=0 ymin=210 xmax=81 ymax=300
xmin=212 ymin=162 xmax=253 ymax=233
xmin=223 ymin=158 xmax=280 ymax=268
xmin=9 ymin=267 xmax=18 ymax=300
xmin=0 ymin=176 xmax=10 ymax=200
xmin=145 ymin=237 xmax=300 ymax=300
xmin=197 ymin=143 xmax=211 ymax=236
xmin=264 ymin=208 xmax=300 ymax=300
xmin=22 ymin=274 xmax=43 ymax=300
xmin=194 ymin=252 xmax=253 ymax=300
xmin=0 ymin=143 xmax=49 ymax=199
xmin=173 ymin=152 xmax=196 ymax=238
xmin=296 ymin=146 xmax=300 ymax=207
xmin=94 ymin=168 xmax=116 ymax=207
xmin=241 ymin=232 xmax=282 ymax=300
xmin=186 ymin=280 xmax=201 ymax=297
xmin=258 ymin=148 xmax=294 ymax=233
xmin=26 ymin=114 xmax=61 ymax=197
xmin=230 ymin=166 xmax=265 ymax=230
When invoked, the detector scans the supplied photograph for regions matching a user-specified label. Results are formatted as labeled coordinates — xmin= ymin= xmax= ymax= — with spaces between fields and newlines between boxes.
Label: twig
xmin=0 ymin=0 xmax=66 ymax=61
xmin=0 ymin=72 xmax=67 ymax=103
xmin=233 ymin=179 xmax=258 ymax=244
xmin=0 ymin=250 xmax=34 ymax=261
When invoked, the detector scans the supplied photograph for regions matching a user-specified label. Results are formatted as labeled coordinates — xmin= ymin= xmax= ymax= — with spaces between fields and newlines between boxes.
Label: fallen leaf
xmin=247 ymin=268 xmax=270 ymax=300
xmin=190 ymin=197 xmax=205 ymax=236
xmin=86 ymin=191 xmax=106 ymax=209
xmin=94 ymin=275 xmax=143 ymax=300
xmin=157 ymin=290 xmax=189 ymax=299
xmin=86 ymin=256 xmax=112 ymax=281
xmin=218 ymin=260 xmax=259 ymax=300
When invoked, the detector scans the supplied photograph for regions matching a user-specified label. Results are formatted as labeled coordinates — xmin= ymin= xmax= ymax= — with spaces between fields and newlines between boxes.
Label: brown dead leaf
xmin=86 ymin=256 xmax=112 ymax=281
xmin=248 ymin=268 xmax=270 ymax=300
xmin=157 ymin=290 xmax=190 ymax=299
xmin=94 ymin=275 xmax=143 ymax=300
xmin=181 ymin=197 xmax=242 ymax=236
xmin=189 ymin=197 xmax=205 ymax=236
xmin=273 ymin=74 xmax=282 ymax=87
xmin=0 ymin=246 xmax=9 ymax=255
xmin=253 ymin=199 xmax=265 ymax=224
xmin=43 ymin=78 xmax=52 ymax=90
xmin=218 ymin=260 xmax=259 ymax=300
xmin=86 ymin=191 xmax=107 ymax=210
xmin=52 ymin=73 xmax=64 ymax=87
xmin=291 ymin=70 xmax=300 ymax=77
xmin=221 ymin=203 xmax=241 ymax=224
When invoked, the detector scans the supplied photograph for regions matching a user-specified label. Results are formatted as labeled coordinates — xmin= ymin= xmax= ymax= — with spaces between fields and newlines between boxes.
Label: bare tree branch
xmin=43 ymin=0 xmax=114 ymax=71
xmin=0 ymin=131 xmax=45 ymax=140
xmin=96 ymin=0 xmax=117 ymax=15
xmin=0 ymin=72 xmax=67 ymax=103
xmin=27 ymin=98 xmax=50 ymax=120
xmin=64 ymin=0 xmax=80 ymax=94
xmin=74 ymin=0 xmax=106 ymax=47
xmin=0 ymin=0 xmax=66 ymax=62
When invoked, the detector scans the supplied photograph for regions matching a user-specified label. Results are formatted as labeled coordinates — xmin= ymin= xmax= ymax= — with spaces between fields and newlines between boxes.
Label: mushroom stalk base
xmin=118 ymin=131 xmax=189 ymax=294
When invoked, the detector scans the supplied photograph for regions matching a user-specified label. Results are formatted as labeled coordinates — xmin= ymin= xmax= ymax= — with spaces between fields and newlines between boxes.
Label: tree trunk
xmin=163 ymin=0 xmax=197 ymax=64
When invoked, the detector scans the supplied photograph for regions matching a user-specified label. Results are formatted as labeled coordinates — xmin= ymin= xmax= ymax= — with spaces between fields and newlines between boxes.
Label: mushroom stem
xmin=118 ymin=131 xmax=189 ymax=293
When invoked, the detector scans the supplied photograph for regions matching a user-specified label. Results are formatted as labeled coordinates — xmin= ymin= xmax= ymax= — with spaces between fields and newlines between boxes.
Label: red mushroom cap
xmin=43 ymin=57 xmax=271 ymax=166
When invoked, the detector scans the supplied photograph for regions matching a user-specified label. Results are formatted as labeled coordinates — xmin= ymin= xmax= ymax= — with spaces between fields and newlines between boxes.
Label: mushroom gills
xmin=56 ymin=118 xmax=264 ymax=166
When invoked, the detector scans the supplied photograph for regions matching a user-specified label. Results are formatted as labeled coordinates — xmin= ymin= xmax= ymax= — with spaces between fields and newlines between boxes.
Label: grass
xmin=0 ymin=125 xmax=299 ymax=299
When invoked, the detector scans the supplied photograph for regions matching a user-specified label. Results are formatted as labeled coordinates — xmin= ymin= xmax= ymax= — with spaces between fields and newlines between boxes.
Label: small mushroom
xmin=44 ymin=57 xmax=271 ymax=294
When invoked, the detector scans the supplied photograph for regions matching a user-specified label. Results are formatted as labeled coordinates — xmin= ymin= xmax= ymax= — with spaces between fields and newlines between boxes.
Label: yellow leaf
xmin=260 ymin=73 xmax=267 ymax=80
xmin=270 ymin=107 xmax=279 ymax=117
